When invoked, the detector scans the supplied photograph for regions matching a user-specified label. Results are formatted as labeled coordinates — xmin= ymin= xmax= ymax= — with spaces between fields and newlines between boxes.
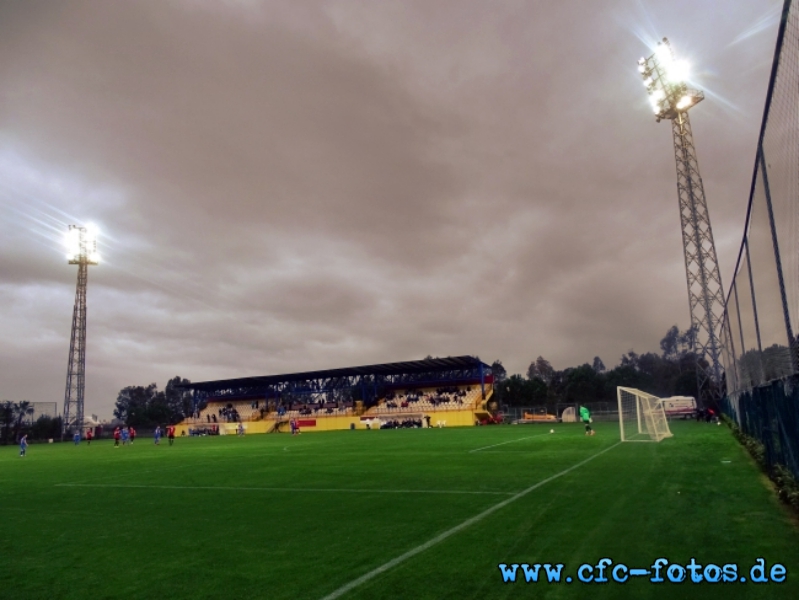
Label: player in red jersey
xmin=86 ymin=428 xmax=93 ymax=445
xmin=167 ymin=425 xmax=176 ymax=446
xmin=113 ymin=426 xmax=121 ymax=447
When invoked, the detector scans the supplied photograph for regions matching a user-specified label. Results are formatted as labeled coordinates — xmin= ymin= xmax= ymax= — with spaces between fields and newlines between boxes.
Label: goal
xmin=617 ymin=387 xmax=673 ymax=442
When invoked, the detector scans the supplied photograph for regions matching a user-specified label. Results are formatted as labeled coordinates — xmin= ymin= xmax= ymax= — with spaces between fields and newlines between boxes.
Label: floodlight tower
xmin=62 ymin=225 xmax=100 ymax=437
xmin=637 ymin=38 xmax=725 ymax=404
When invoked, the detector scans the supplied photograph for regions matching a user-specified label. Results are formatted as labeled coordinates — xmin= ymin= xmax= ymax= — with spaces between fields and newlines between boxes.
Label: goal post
xmin=617 ymin=387 xmax=673 ymax=442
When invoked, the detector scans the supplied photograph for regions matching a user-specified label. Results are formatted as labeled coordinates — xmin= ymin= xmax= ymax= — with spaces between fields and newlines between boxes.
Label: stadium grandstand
xmin=177 ymin=356 xmax=495 ymax=435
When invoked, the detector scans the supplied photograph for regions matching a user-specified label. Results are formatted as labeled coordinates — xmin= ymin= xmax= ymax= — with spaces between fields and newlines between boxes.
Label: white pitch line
xmin=54 ymin=483 xmax=512 ymax=496
xmin=469 ymin=433 xmax=548 ymax=453
xmin=319 ymin=442 xmax=621 ymax=600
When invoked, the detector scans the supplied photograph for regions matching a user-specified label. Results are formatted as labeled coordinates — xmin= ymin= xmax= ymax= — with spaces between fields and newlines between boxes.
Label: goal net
xmin=617 ymin=387 xmax=673 ymax=442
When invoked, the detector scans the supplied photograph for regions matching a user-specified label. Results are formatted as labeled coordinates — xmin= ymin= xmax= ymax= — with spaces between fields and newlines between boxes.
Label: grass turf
xmin=1 ymin=421 xmax=798 ymax=599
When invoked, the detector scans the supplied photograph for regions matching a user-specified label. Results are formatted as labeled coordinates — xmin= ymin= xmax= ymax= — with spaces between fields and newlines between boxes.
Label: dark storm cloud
xmin=0 ymin=0 xmax=782 ymax=415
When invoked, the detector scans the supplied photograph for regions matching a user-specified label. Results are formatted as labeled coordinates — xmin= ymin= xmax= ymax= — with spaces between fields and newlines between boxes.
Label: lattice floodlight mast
xmin=62 ymin=225 xmax=99 ymax=437
xmin=638 ymin=38 xmax=725 ymax=405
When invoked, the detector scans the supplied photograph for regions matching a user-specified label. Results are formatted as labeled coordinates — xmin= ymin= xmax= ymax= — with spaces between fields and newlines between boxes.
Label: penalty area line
xmin=53 ymin=483 xmax=512 ymax=496
xmin=469 ymin=433 xmax=549 ymax=453
xmin=319 ymin=442 xmax=622 ymax=600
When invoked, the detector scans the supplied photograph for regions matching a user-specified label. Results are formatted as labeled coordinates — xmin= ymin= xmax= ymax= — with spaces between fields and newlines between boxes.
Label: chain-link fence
xmin=720 ymin=0 xmax=799 ymax=394
xmin=721 ymin=0 xmax=799 ymax=478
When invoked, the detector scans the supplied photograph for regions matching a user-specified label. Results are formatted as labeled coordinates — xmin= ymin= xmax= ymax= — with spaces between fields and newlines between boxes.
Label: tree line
xmin=0 ymin=401 xmax=62 ymax=444
xmin=113 ymin=376 xmax=195 ymax=428
xmin=489 ymin=325 xmax=705 ymax=410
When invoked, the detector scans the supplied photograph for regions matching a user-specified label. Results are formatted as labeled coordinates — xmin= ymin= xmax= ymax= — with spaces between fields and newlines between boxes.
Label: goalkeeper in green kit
xmin=580 ymin=405 xmax=595 ymax=436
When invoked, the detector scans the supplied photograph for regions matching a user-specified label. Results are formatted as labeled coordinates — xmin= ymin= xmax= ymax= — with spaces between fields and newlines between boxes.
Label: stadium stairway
xmin=473 ymin=388 xmax=496 ymax=423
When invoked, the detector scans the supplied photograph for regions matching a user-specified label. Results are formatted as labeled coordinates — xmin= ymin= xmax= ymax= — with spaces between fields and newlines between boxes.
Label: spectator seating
xmin=370 ymin=385 xmax=483 ymax=415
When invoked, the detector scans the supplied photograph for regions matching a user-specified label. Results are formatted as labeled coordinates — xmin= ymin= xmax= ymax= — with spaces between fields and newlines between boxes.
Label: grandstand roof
xmin=182 ymin=356 xmax=490 ymax=392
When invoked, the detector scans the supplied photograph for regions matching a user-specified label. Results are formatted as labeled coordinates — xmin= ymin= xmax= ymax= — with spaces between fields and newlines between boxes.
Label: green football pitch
xmin=1 ymin=421 xmax=798 ymax=600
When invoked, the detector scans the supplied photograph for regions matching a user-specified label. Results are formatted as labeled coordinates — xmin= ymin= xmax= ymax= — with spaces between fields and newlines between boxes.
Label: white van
xmin=660 ymin=396 xmax=697 ymax=419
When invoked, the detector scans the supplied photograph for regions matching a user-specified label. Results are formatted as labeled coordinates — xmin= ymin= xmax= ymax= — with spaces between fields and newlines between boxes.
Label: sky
xmin=0 ymin=0 xmax=784 ymax=418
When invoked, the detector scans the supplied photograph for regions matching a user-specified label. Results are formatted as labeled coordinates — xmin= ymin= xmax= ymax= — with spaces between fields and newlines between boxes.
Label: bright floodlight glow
xmin=656 ymin=43 xmax=673 ymax=67
xmin=668 ymin=60 xmax=689 ymax=84
xmin=676 ymin=95 xmax=695 ymax=110
xmin=638 ymin=37 xmax=703 ymax=119
xmin=66 ymin=228 xmax=81 ymax=260
xmin=65 ymin=224 xmax=100 ymax=264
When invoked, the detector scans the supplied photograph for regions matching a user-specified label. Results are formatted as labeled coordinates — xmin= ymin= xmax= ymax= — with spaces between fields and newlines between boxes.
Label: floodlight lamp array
xmin=66 ymin=224 xmax=100 ymax=265
xmin=638 ymin=37 xmax=703 ymax=122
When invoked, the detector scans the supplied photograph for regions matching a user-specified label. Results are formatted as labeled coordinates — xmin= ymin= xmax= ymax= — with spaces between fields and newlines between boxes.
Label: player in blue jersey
xmin=154 ymin=426 xmax=162 ymax=445
xmin=121 ymin=427 xmax=130 ymax=445
xmin=19 ymin=434 xmax=28 ymax=457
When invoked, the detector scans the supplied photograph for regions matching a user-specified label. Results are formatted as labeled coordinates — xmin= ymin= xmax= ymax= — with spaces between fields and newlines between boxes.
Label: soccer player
xmin=154 ymin=426 xmax=161 ymax=445
xmin=19 ymin=434 xmax=28 ymax=457
xmin=86 ymin=428 xmax=93 ymax=445
xmin=580 ymin=405 xmax=594 ymax=436
xmin=113 ymin=426 xmax=121 ymax=447
xmin=167 ymin=424 xmax=175 ymax=446
xmin=237 ymin=422 xmax=244 ymax=436
xmin=129 ymin=426 xmax=136 ymax=444
xmin=73 ymin=431 xmax=80 ymax=445
xmin=121 ymin=426 xmax=130 ymax=446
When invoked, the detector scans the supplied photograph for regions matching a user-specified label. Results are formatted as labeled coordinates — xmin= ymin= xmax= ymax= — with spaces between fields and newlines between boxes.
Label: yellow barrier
xmin=178 ymin=408 xmax=482 ymax=436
